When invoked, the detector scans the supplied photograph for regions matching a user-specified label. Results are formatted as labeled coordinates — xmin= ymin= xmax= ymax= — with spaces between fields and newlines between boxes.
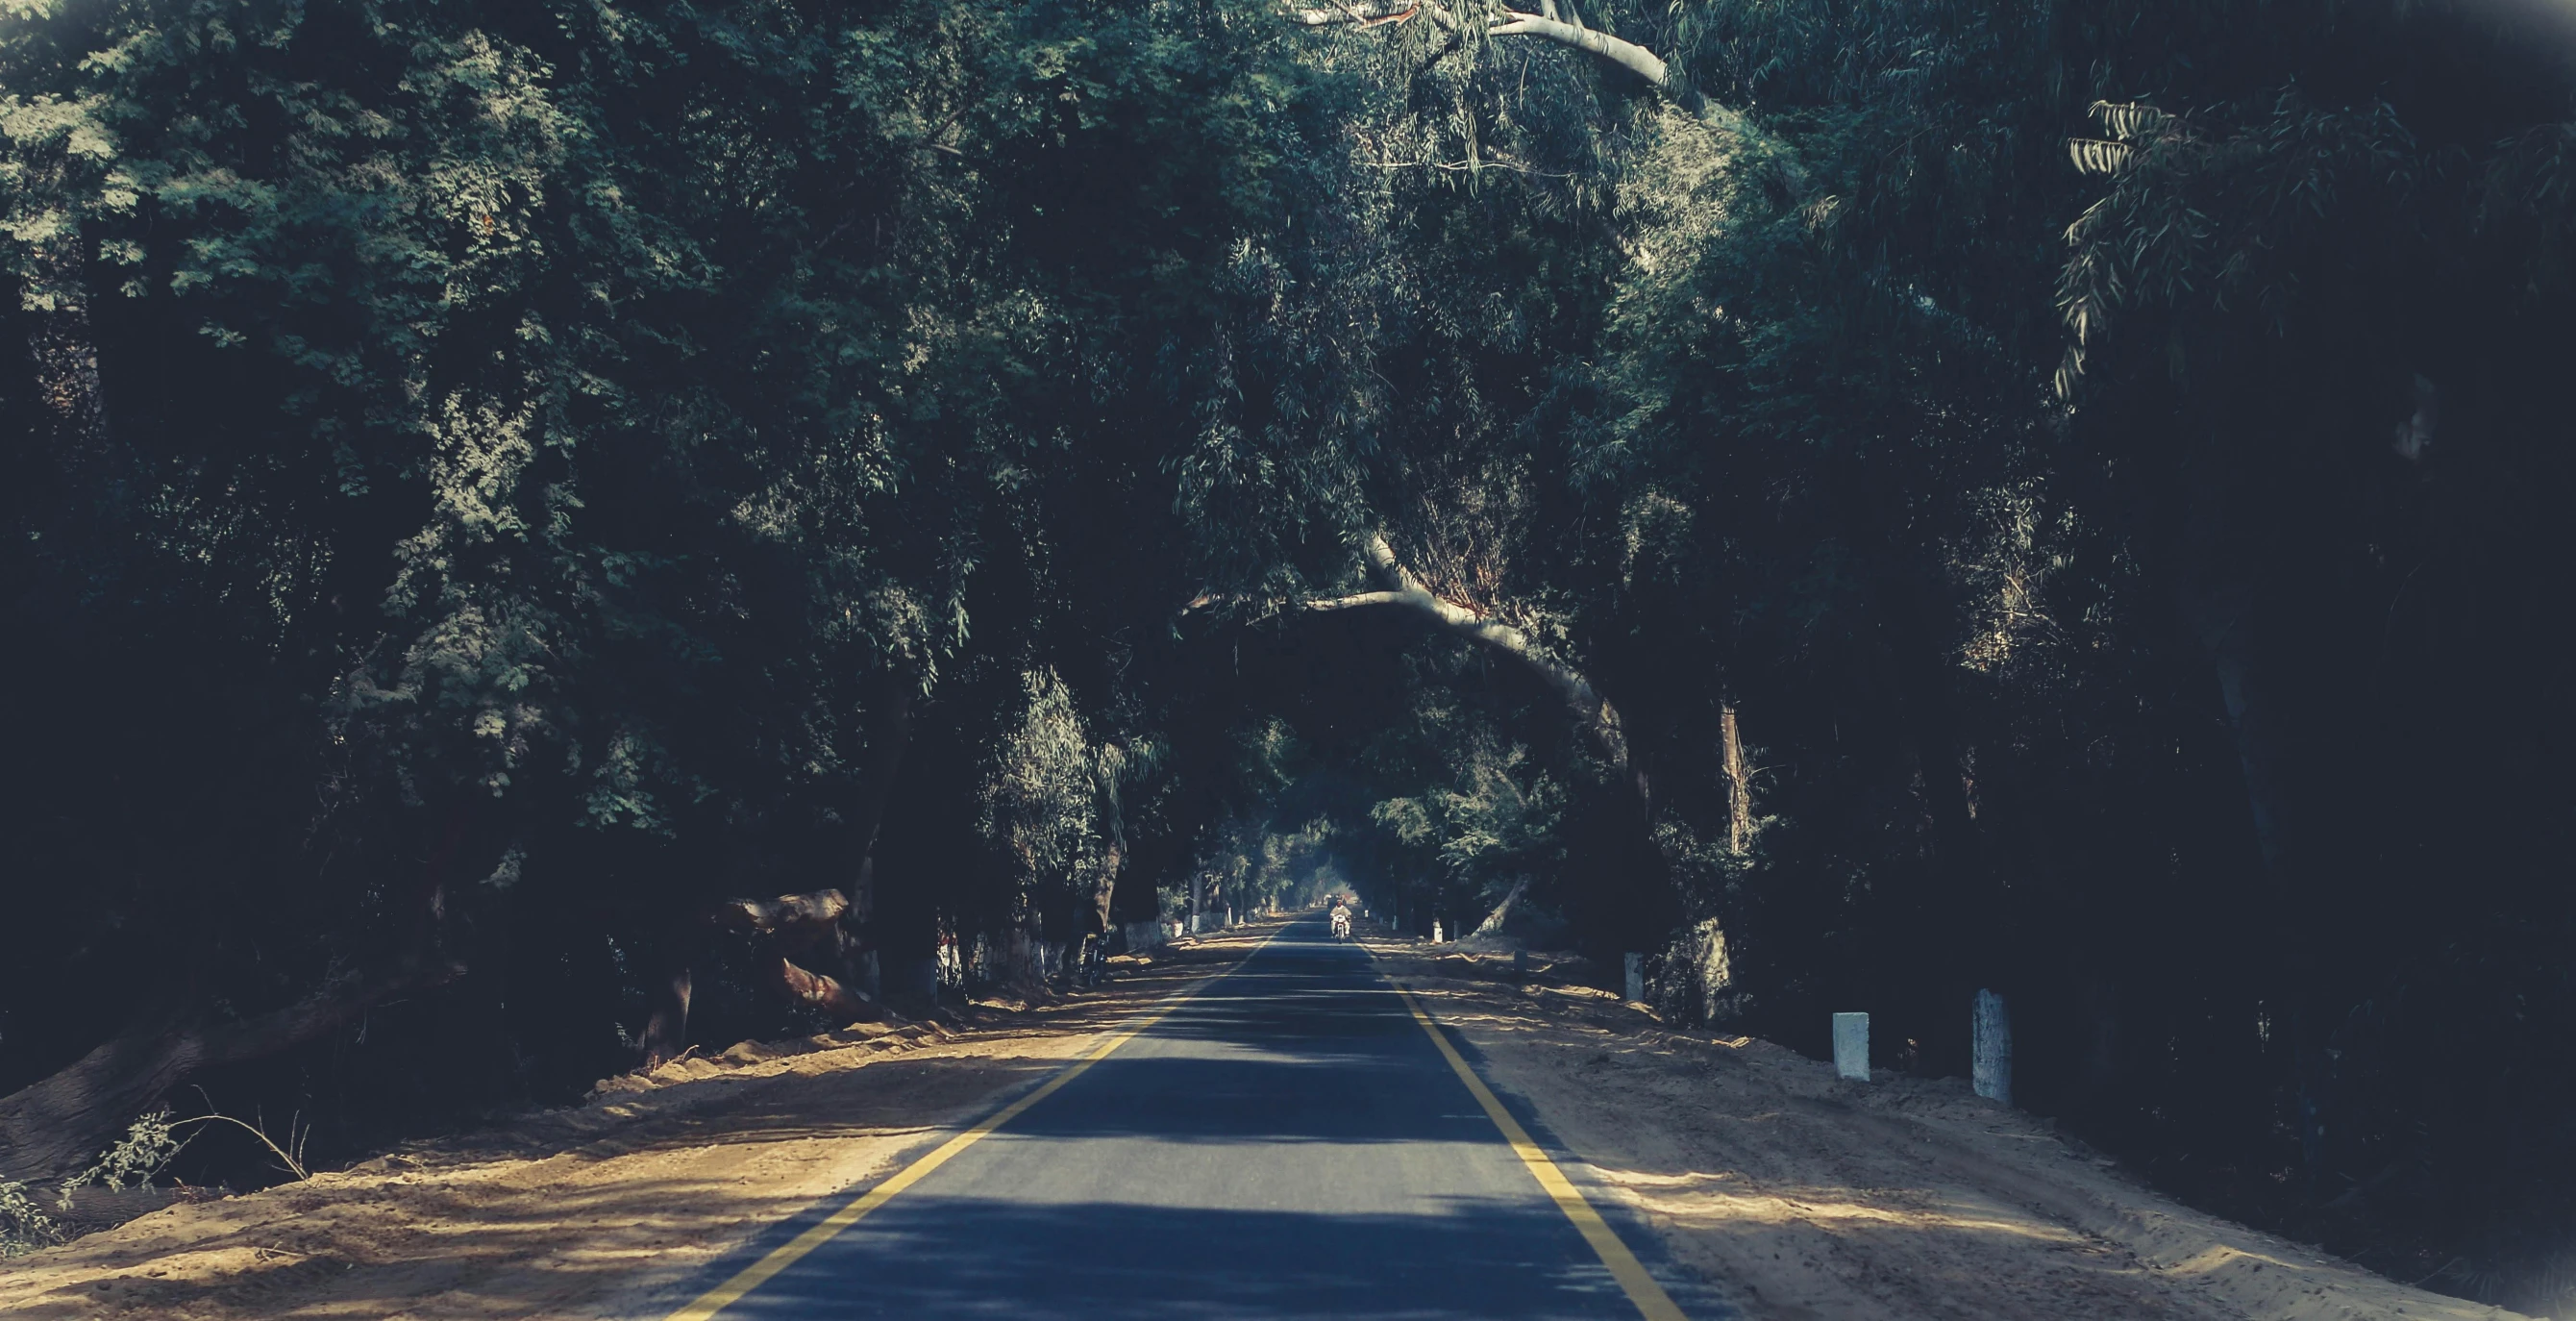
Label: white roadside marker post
xmin=1833 ymin=1012 xmax=1870 ymax=1081
xmin=1431 ymin=919 xmax=1443 ymax=943
xmin=1623 ymin=953 xmax=1644 ymax=1004
xmin=1973 ymin=989 xmax=2013 ymax=1105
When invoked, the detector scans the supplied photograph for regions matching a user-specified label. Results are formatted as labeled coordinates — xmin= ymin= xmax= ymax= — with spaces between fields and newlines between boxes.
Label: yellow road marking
xmin=1391 ymin=982 xmax=1692 ymax=1321
xmin=662 ymin=924 xmax=1283 ymax=1321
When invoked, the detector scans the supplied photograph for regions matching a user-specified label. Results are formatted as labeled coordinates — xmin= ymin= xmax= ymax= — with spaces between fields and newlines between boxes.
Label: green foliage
xmin=0 ymin=1181 xmax=58 ymax=1258
xmin=0 ymin=0 xmax=1345 ymax=1177
xmin=59 ymin=1109 xmax=184 ymax=1200
xmin=1367 ymin=705 xmax=1565 ymax=910
xmin=7 ymin=0 xmax=2576 ymax=1304
xmin=979 ymin=667 xmax=1101 ymax=900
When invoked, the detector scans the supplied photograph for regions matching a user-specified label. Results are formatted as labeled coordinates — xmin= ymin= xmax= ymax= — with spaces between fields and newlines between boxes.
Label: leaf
xmin=2091 ymin=100 xmax=2167 ymax=142
xmin=2068 ymin=137 xmax=2134 ymax=176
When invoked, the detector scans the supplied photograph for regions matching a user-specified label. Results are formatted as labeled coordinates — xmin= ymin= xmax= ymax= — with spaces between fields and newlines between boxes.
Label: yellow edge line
xmin=1388 ymin=978 xmax=1691 ymax=1321
xmin=663 ymin=923 xmax=1285 ymax=1321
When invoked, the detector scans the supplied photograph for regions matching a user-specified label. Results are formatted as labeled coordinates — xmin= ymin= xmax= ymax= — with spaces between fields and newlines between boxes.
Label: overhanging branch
xmin=1285 ymin=0 xmax=1790 ymax=182
xmin=1344 ymin=534 xmax=1637 ymax=790
xmin=1191 ymin=533 xmax=1645 ymax=807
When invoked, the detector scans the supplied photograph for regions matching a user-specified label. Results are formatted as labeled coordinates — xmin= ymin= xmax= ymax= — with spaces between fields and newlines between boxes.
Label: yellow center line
xmin=1386 ymin=975 xmax=1691 ymax=1321
xmin=662 ymin=923 xmax=1285 ymax=1321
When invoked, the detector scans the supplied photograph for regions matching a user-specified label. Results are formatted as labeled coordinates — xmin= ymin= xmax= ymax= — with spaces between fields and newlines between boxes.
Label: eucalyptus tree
xmin=6 ymin=0 xmax=2576 ymax=1298
xmin=1266 ymin=0 xmax=2576 ymax=1292
xmin=2046 ymin=0 xmax=2576 ymax=1257
xmin=0 ymin=0 xmax=1342 ymax=1182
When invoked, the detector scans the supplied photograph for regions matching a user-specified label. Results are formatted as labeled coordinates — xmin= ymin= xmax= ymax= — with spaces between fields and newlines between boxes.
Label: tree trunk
xmin=2174 ymin=421 xmax=2326 ymax=1187
xmin=1089 ymin=842 xmax=1124 ymax=937
xmin=2178 ymin=564 xmax=2294 ymax=871
xmin=845 ymin=678 xmax=915 ymax=997
xmin=639 ymin=967 xmax=693 ymax=1069
xmin=0 ymin=956 xmax=463 ymax=1185
xmin=1074 ymin=843 xmax=1126 ymax=985
xmin=1003 ymin=918 xmax=1039 ymax=989
xmin=1471 ymin=876 xmax=1531 ymax=938
xmin=1720 ymin=702 xmax=1751 ymax=854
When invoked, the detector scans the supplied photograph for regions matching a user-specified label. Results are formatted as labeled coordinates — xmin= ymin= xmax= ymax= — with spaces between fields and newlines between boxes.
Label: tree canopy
xmin=6 ymin=0 xmax=2576 ymax=1305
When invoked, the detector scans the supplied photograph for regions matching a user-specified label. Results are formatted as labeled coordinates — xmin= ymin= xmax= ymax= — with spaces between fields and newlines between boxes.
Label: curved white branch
xmin=1305 ymin=588 xmax=1416 ymax=611
xmin=1287 ymin=0 xmax=1788 ymax=182
xmin=1487 ymin=12 xmax=1666 ymax=86
xmin=1286 ymin=1 xmax=1422 ymax=26
xmin=1328 ymin=535 xmax=1641 ymax=797
xmin=1180 ymin=533 xmax=1647 ymax=806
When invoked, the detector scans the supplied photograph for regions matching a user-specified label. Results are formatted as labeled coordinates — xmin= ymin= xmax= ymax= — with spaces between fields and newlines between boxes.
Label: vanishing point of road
xmin=648 ymin=912 xmax=1721 ymax=1319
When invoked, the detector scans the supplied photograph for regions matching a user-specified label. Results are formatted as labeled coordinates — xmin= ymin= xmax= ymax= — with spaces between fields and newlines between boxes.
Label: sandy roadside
xmin=7 ymin=918 xmax=2512 ymax=1321
xmin=1361 ymin=934 xmax=2531 ymax=1321
xmin=0 ymin=926 xmax=1277 ymax=1321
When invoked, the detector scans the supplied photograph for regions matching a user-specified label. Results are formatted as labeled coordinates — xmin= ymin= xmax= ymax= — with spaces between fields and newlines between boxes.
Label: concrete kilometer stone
xmin=1973 ymin=989 xmax=2013 ymax=1105
xmin=1833 ymin=1012 xmax=1870 ymax=1081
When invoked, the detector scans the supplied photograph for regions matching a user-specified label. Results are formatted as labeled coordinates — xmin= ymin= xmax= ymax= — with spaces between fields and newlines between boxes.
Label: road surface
xmin=657 ymin=913 xmax=1714 ymax=1319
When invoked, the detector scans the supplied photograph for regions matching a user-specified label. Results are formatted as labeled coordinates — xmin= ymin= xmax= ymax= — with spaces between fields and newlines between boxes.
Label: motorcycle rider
xmin=1329 ymin=895 xmax=1352 ymax=940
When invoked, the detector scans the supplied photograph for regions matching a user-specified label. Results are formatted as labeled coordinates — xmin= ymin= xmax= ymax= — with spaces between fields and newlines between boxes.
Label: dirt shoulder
xmin=0 ymin=926 xmax=1276 ymax=1321
xmin=1363 ymin=934 xmax=2529 ymax=1321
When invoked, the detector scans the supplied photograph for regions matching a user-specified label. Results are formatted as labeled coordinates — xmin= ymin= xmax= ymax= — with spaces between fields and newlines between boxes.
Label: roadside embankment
xmin=1362 ymin=934 xmax=2530 ymax=1321
xmin=0 ymin=926 xmax=1279 ymax=1321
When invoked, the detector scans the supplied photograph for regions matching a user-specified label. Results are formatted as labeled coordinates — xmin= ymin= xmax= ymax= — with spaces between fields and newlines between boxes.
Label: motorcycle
xmin=1330 ymin=909 xmax=1352 ymax=940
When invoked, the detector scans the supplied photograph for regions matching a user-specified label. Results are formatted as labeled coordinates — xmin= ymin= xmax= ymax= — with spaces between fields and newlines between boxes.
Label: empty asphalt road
xmin=654 ymin=913 xmax=1717 ymax=1319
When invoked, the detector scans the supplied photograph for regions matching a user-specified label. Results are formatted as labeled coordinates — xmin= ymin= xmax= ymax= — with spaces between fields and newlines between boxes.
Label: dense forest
xmin=5 ymin=0 xmax=2574 ymax=1308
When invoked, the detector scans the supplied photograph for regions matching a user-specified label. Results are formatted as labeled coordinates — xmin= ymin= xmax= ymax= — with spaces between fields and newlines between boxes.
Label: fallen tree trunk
xmin=0 ymin=955 xmax=464 ymax=1186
